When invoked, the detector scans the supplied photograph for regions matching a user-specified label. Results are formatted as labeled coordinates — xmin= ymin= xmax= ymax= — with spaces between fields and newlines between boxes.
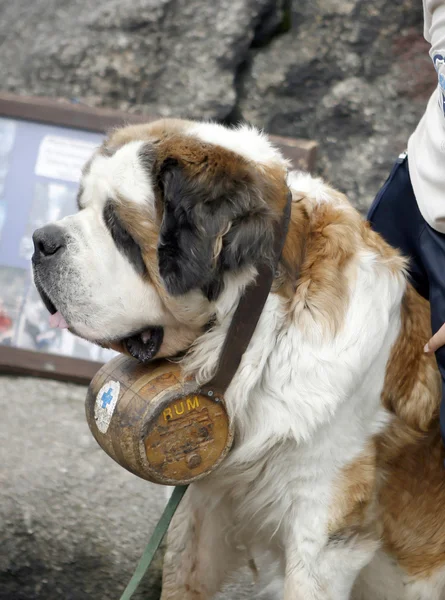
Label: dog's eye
xmin=103 ymin=201 xmax=146 ymax=276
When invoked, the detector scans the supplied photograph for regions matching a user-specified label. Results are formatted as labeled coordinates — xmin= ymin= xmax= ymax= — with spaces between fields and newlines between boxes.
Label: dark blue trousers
xmin=368 ymin=153 xmax=445 ymax=445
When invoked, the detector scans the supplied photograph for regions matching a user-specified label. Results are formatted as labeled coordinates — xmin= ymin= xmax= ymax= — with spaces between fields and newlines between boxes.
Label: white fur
xmin=81 ymin=141 xmax=155 ymax=212
xmin=287 ymin=170 xmax=337 ymax=204
xmin=354 ymin=551 xmax=445 ymax=600
xmin=174 ymin=199 xmax=404 ymax=599
xmin=188 ymin=121 xmax=289 ymax=167
xmin=287 ymin=170 xmax=358 ymax=215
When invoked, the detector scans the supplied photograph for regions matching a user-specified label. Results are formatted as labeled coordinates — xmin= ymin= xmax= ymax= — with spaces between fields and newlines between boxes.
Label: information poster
xmin=0 ymin=116 xmax=116 ymax=363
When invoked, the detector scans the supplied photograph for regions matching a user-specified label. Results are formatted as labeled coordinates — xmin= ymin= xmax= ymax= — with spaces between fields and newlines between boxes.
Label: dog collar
xmin=200 ymin=189 xmax=292 ymax=400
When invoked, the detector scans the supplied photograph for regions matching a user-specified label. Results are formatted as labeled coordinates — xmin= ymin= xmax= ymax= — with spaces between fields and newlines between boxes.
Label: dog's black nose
xmin=32 ymin=225 xmax=67 ymax=260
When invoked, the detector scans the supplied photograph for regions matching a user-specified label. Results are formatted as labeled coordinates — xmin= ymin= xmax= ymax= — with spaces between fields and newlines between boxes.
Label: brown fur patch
xmin=377 ymin=426 xmax=445 ymax=577
xmin=376 ymin=283 xmax=444 ymax=577
xmin=273 ymin=196 xmax=311 ymax=299
xmin=381 ymin=285 xmax=440 ymax=432
xmin=328 ymin=444 xmax=378 ymax=538
xmin=152 ymin=133 xmax=260 ymax=182
xmin=289 ymin=198 xmax=361 ymax=336
xmin=104 ymin=119 xmax=194 ymax=152
xmin=281 ymin=187 xmax=409 ymax=338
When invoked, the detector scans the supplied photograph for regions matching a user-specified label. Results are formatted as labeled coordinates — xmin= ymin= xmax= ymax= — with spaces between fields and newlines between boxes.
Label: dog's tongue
xmin=49 ymin=311 xmax=68 ymax=329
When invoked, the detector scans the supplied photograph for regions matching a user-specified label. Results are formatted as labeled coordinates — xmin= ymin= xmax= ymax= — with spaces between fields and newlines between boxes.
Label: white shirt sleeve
xmin=407 ymin=0 xmax=445 ymax=233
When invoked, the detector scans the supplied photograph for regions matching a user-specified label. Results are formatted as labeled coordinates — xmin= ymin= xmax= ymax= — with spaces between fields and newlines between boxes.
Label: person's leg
xmin=367 ymin=154 xmax=429 ymax=299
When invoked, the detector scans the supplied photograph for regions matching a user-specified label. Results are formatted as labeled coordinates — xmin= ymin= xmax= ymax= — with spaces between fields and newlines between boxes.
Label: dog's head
xmin=32 ymin=119 xmax=290 ymax=362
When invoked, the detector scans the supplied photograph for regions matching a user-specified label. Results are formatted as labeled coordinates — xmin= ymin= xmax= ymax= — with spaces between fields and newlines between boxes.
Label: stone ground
xmin=0 ymin=375 xmax=254 ymax=599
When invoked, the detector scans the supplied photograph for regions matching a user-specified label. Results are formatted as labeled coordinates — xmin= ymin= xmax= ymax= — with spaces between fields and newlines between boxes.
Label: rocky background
xmin=0 ymin=0 xmax=436 ymax=211
xmin=0 ymin=0 xmax=435 ymax=209
xmin=0 ymin=1 xmax=437 ymax=599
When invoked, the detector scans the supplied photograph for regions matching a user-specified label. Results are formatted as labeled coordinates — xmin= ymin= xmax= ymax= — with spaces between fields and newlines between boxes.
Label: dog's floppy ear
xmin=157 ymin=159 xmax=276 ymax=300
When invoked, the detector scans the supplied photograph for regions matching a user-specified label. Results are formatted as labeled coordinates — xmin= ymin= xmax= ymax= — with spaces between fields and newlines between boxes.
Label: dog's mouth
xmin=35 ymin=280 xmax=164 ymax=363
xmin=123 ymin=327 xmax=164 ymax=363
xmin=35 ymin=281 xmax=59 ymax=318
xmin=34 ymin=281 xmax=69 ymax=330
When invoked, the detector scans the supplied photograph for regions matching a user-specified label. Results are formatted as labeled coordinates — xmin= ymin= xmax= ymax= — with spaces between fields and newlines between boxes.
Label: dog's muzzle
xmin=31 ymin=224 xmax=165 ymax=357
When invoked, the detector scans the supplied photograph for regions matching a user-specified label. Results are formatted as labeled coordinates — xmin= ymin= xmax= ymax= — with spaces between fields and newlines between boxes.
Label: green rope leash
xmin=119 ymin=485 xmax=188 ymax=600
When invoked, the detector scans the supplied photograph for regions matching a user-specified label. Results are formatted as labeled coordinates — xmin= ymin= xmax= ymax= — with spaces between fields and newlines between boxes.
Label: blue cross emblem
xmin=101 ymin=388 xmax=114 ymax=409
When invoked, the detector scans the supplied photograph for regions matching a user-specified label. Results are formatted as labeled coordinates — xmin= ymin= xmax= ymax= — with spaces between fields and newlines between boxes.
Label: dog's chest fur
xmin=162 ymin=166 xmax=444 ymax=599
xmin=185 ymin=199 xmax=406 ymax=588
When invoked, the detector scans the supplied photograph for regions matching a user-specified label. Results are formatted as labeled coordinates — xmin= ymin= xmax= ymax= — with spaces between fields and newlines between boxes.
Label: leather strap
xmin=119 ymin=485 xmax=188 ymax=600
xmin=201 ymin=190 xmax=292 ymax=398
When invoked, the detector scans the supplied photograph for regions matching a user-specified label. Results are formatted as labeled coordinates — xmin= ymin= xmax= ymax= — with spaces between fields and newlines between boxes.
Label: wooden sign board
xmin=0 ymin=92 xmax=317 ymax=385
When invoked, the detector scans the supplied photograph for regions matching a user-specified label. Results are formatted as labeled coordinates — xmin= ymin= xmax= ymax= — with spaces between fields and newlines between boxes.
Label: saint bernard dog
xmin=32 ymin=119 xmax=445 ymax=600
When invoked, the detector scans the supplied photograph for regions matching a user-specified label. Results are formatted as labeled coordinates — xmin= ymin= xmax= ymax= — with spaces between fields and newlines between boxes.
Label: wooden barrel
xmin=85 ymin=354 xmax=234 ymax=485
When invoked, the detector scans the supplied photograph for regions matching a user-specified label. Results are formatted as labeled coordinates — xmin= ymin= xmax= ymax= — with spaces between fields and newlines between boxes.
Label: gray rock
xmin=0 ymin=0 xmax=285 ymax=121
xmin=238 ymin=0 xmax=435 ymax=211
xmin=0 ymin=0 xmax=436 ymax=211
xmin=0 ymin=375 xmax=254 ymax=599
